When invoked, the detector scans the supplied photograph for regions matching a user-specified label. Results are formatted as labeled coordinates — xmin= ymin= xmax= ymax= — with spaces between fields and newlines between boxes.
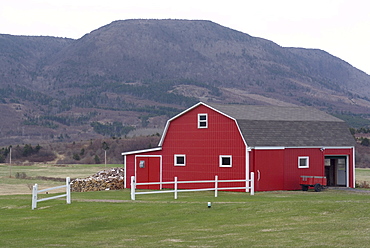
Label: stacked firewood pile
xmin=71 ymin=168 xmax=124 ymax=192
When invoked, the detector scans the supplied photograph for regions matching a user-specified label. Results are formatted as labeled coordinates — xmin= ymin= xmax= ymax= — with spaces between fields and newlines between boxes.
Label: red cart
xmin=300 ymin=176 xmax=327 ymax=192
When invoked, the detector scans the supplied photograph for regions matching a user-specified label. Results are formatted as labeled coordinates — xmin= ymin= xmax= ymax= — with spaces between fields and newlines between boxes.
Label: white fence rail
xmin=130 ymin=172 xmax=254 ymax=200
xmin=32 ymin=177 xmax=71 ymax=210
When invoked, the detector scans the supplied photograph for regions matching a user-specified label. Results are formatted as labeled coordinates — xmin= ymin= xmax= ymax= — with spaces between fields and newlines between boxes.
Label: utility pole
xmin=104 ymin=149 xmax=107 ymax=168
xmin=9 ymin=146 xmax=12 ymax=178
xmin=102 ymin=142 xmax=109 ymax=168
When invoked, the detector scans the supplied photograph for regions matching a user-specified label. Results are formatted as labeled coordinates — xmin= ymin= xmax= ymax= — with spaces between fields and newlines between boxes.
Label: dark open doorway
xmin=325 ymin=156 xmax=347 ymax=186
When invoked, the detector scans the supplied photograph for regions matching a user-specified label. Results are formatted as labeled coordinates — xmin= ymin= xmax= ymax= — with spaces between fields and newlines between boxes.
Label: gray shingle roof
xmin=207 ymin=103 xmax=355 ymax=147
xmin=209 ymin=104 xmax=342 ymax=122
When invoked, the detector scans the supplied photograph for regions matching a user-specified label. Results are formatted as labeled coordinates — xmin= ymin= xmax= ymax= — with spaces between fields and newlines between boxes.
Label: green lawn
xmin=1 ymin=165 xmax=370 ymax=247
xmin=355 ymin=168 xmax=370 ymax=182
xmin=1 ymin=189 xmax=370 ymax=247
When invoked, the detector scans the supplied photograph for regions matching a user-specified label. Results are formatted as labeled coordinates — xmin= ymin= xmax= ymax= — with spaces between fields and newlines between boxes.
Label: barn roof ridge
xmin=205 ymin=102 xmax=343 ymax=122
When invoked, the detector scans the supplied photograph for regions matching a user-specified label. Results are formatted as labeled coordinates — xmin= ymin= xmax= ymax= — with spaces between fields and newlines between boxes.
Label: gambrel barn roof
xmin=206 ymin=103 xmax=355 ymax=147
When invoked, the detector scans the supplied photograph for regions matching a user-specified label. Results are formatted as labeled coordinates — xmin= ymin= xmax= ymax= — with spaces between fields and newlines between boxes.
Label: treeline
xmin=0 ymin=136 xmax=161 ymax=164
xmin=350 ymin=127 xmax=370 ymax=135
xmin=0 ymin=144 xmax=55 ymax=163
xmin=1 ymin=82 xmax=188 ymax=121
xmin=0 ymin=146 xmax=11 ymax=163
xmin=333 ymin=113 xmax=370 ymax=129
xmin=359 ymin=137 xmax=370 ymax=147
xmin=351 ymin=127 xmax=370 ymax=147
xmin=23 ymin=117 xmax=59 ymax=129
xmin=58 ymin=81 xmax=198 ymax=112
xmin=0 ymin=79 xmax=220 ymax=133
xmin=90 ymin=122 xmax=135 ymax=137
xmin=0 ymin=85 xmax=54 ymax=105
xmin=58 ymin=79 xmax=200 ymax=112
xmin=355 ymin=127 xmax=370 ymax=134
xmin=66 ymin=78 xmax=220 ymax=110
xmin=61 ymin=136 xmax=161 ymax=164
xmin=23 ymin=112 xmax=98 ymax=128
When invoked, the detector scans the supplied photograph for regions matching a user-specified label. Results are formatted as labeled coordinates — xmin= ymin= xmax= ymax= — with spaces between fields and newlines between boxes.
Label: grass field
xmin=1 ymin=165 xmax=370 ymax=247
xmin=0 ymin=164 xmax=115 ymax=195
xmin=355 ymin=168 xmax=370 ymax=183
xmin=1 ymin=189 xmax=370 ymax=247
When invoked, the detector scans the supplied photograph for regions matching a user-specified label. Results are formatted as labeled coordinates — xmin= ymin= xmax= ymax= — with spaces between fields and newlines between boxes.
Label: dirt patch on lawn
xmin=0 ymin=183 xmax=66 ymax=195
xmin=0 ymin=184 xmax=33 ymax=195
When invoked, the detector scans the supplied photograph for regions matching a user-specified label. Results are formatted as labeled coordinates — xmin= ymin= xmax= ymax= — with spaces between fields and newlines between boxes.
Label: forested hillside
xmin=1 ymin=19 xmax=370 ymax=147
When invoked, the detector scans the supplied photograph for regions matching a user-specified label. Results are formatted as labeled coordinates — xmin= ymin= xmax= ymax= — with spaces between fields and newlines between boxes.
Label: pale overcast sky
xmin=1 ymin=0 xmax=370 ymax=75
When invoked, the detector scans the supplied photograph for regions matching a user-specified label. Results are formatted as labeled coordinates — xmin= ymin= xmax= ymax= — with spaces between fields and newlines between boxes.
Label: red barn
xmin=122 ymin=102 xmax=356 ymax=191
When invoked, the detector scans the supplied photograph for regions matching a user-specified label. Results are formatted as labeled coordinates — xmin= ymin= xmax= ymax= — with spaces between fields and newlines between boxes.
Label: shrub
xmin=15 ymin=172 xmax=27 ymax=179
xmin=72 ymin=153 xmax=81 ymax=161
xmin=0 ymin=154 xmax=5 ymax=163
xmin=356 ymin=181 xmax=370 ymax=188
xmin=361 ymin=138 xmax=370 ymax=146
xmin=94 ymin=155 xmax=101 ymax=164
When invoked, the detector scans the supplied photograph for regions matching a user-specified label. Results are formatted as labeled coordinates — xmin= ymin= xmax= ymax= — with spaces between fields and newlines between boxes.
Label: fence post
xmin=131 ymin=176 xmax=136 ymax=200
xmin=214 ymin=175 xmax=218 ymax=197
xmin=246 ymin=174 xmax=249 ymax=193
xmin=250 ymin=172 xmax=255 ymax=196
xmin=32 ymin=184 xmax=38 ymax=210
xmin=174 ymin=177 xmax=178 ymax=199
xmin=66 ymin=177 xmax=71 ymax=204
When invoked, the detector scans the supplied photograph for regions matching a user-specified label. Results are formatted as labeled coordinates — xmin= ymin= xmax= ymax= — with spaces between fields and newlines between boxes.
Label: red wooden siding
xmin=124 ymin=150 xmax=161 ymax=189
xmin=250 ymin=147 xmax=354 ymax=191
xmin=135 ymin=156 xmax=161 ymax=189
xmin=283 ymin=148 xmax=326 ymax=190
xmin=160 ymin=105 xmax=246 ymax=189
xmin=125 ymin=154 xmax=135 ymax=188
xmin=251 ymin=149 xmax=284 ymax=191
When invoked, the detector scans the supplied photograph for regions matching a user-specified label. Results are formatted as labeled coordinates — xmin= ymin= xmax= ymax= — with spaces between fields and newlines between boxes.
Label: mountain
xmin=1 ymin=19 xmax=370 ymax=146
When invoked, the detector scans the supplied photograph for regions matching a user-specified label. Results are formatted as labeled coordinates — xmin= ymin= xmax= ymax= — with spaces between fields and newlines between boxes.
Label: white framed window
xmin=174 ymin=154 xmax=186 ymax=166
xmin=298 ymin=156 xmax=309 ymax=168
xmin=198 ymin=113 xmax=208 ymax=128
xmin=219 ymin=155 xmax=232 ymax=167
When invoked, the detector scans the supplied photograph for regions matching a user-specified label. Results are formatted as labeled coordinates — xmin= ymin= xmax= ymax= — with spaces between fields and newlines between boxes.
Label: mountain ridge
xmin=0 ymin=19 xmax=370 ymax=146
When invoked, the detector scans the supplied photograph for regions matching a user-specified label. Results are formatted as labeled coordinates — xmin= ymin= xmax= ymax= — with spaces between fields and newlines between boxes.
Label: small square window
xmin=220 ymin=155 xmax=232 ymax=167
xmin=198 ymin=114 xmax=208 ymax=128
xmin=298 ymin=156 xmax=309 ymax=168
xmin=139 ymin=160 xmax=145 ymax=168
xmin=174 ymin=154 xmax=186 ymax=166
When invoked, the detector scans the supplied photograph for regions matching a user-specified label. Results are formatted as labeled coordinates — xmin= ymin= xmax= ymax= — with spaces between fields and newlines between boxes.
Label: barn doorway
xmin=325 ymin=156 xmax=347 ymax=187
xmin=135 ymin=156 xmax=161 ymax=190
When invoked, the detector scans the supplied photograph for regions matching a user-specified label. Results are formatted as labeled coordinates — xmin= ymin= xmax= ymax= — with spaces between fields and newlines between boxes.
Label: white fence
xmin=130 ymin=172 xmax=254 ymax=200
xmin=32 ymin=177 xmax=71 ymax=210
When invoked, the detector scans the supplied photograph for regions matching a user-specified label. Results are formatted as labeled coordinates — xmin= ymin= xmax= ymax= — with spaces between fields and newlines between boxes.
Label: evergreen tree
xmin=361 ymin=138 xmax=370 ymax=146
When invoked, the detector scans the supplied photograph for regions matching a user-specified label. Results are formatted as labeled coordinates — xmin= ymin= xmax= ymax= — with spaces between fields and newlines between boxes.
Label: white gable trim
xmin=254 ymin=146 xmax=286 ymax=150
xmin=121 ymin=147 xmax=162 ymax=156
xmin=123 ymin=155 xmax=127 ymax=188
xmin=352 ymin=148 xmax=356 ymax=188
xmin=253 ymin=146 xmax=354 ymax=150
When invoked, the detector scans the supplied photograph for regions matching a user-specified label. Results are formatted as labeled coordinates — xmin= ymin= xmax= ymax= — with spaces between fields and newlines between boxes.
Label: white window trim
xmin=198 ymin=113 xmax=208 ymax=129
xmin=298 ymin=156 xmax=309 ymax=168
xmin=174 ymin=154 xmax=186 ymax=166
xmin=219 ymin=155 xmax=232 ymax=167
